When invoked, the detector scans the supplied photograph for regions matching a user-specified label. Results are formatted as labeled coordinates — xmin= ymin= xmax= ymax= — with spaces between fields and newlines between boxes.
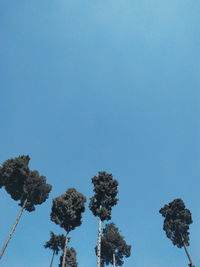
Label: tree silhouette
xmin=159 ymin=198 xmax=194 ymax=267
xmin=0 ymin=155 xmax=29 ymax=193
xmin=0 ymin=155 xmax=52 ymax=259
xmin=59 ymin=247 xmax=78 ymax=267
xmin=97 ymin=223 xmax=131 ymax=267
xmin=89 ymin=171 xmax=118 ymax=267
xmin=44 ymin=231 xmax=65 ymax=267
xmin=51 ymin=188 xmax=86 ymax=267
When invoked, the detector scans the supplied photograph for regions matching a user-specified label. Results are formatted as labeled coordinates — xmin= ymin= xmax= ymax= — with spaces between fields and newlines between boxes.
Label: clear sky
xmin=0 ymin=0 xmax=200 ymax=266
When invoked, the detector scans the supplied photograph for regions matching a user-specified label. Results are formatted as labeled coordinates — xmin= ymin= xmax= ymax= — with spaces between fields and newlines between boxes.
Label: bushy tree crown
xmin=51 ymin=188 xmax=86 ymax=233
xmin=0 ymin=155 xmax=52 ymax=211
xmin=0 ymin=155 xmax=30 ymax=192
xmin=89 ymin=171 xmax=118 ymax=221
xmin=44 ymin=231 xmax=65 ymax=255
xmin=98 ymin=223 xmax=131 ymax=266
xmin=159 ymin=198 xmax=192 ymax=248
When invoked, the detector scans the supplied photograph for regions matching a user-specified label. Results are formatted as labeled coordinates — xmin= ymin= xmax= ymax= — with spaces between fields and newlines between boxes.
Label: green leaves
xmin=21 ymin=170 xmax=52 ymax=211
xmin=59 ymin=248 xmax=78 ymax=267
xmin=98 ymin=223 xmax=131 ymax=267
xmin=44 ymin=232 xmax=65 ymax=255
xmin=51 ymin=188 xmax=86 ymax=232
xmin=159 ymin=198 xmax=193 ymax=248
xmin=0 ymin=155 xmax=52 ymax=212
xmin=0 ymin=155 xmax=30 ymax=197
xmin=89 ymin=171 xmax=118 ymax=221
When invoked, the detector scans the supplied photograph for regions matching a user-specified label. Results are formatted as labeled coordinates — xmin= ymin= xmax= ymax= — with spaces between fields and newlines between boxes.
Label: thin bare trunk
xmin=113 ymin=253 xmax=116 ymax=267
xmin=62 ymin=232 xmax=69 ymax=267
xmin=50 ymin=250 xmax=56 ymax=267
xmin=97 ymin=216 xmax=102 ymax=267
xmin=183 ymin=243 xmax=194 ymax=267
xmin=0 ymin=198 xmax=27 ymax=260
xmin=181 ymin=235 xmax=194 ymax=267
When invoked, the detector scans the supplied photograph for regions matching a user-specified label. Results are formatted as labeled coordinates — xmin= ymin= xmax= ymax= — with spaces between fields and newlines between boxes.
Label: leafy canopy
xmin=0 ymin=155 xmax=52 ymax=211
xmin=51 ymin=188 xmax=86 ymax=233
xmin=59 ymin=248 xmax=78 ymax=267
xmin=89 ymin=171 xmax=118 ymax=221
xmin=98 ymin=223 xmax=131 ymax=266
xmin=159 ymin=198 xmax=192 ymax=248
xmin=0 ymin=155 xmax=29 ymax=192
xmin=44 ymin=231 xmax=66 ymax=255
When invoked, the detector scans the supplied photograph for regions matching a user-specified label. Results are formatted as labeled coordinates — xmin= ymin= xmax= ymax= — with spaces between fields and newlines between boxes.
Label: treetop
xmin=44 ymin=231 xmax=66 ymax=255
xmin=0 ymin=155 xmax=52 ymax=212
xmin=159 ymin=198 xmax=193 ymax=248
xmin=89 ymin=171 xmax=118 ymax=221
xmin=98 ymin=222 xmax=131 ymax=266
xmin=51 ymin=188 xmax=86 ymax=232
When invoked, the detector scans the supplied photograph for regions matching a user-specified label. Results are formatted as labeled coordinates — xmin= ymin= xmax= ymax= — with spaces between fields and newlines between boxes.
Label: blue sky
xmin=0 ymin=0 xmax=200 ymax=266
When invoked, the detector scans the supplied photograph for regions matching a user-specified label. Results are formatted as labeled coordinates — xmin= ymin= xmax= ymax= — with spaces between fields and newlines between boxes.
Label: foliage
xmin=21 ymin=170 xmax=52 ymax=211
xmin=97 ymin=223 xmax=131 ymax=266
xmin=159 ymin=198 xmax=193 ymax=248
xmin=0 ymin=155 xmax=30 ymax=191
xmin=89 ymin=171 xmax=118 ymax=221
xmin=44 ymin=231 xmax=66 ymax=255
xmin=0 ymin=155 xmax=52 ymax=211
xmin=51 ymin=188 xmax=86 ymax=233
xmin=59 ymin=248 xmax=78 ymax=267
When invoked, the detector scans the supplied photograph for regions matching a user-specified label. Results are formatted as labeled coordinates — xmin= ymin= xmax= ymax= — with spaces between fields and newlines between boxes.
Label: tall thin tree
xmin=89 ymin=171 xmax=118 ymax=267
xmin=97 ymin=223 xmax=131 ymax=267
xmin=44 ymin=231 xmax=65 ymax=267
xmin=0 ymin=155 xmax=52 ymax=259
xmin=159 ymin=198 xmax=194 ymax=267
xmin=51 ymin=188 xmax=86 ymax=267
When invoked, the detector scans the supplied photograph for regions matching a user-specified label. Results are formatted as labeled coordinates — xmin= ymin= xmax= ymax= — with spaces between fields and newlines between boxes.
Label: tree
xmin=44 ymin=231 xmax=66 ymax=267
xmin=97 ymin=223 xmax=131 ymax=267
xmin=51 ymin=188 xmax=86 ymax=267
xmin=0 ymin=155 xmax=52 ymax=259
xmin=59 ymin=247 xmax=78 ymax=267
xmin=159 ymin=198 xmax=194 ymax=267
xmin=89 ymin=171 xmax=119 ymax=267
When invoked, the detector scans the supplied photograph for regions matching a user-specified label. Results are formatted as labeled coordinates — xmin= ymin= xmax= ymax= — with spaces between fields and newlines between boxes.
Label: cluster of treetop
xmin=0 ymin=155 xmax=195 ymax=267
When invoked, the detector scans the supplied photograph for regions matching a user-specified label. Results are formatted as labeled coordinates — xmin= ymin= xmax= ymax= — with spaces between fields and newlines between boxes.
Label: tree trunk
xmin=181 ymin=235 xmax=194 ymax=267
xmin=113 ymin=253 xmax=116 ymax=267
xmin=97 ymin=216 xmax=102 ymax=267
xmin=183 ymin=243 xmax=194 ymax=267
xmin=50 ymin=250 xmax=56 ymax=267
xmin=0 ymin=198 xmax=27 ymax=260
xmin=62 ymin=232 xmax=69 ymax=267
